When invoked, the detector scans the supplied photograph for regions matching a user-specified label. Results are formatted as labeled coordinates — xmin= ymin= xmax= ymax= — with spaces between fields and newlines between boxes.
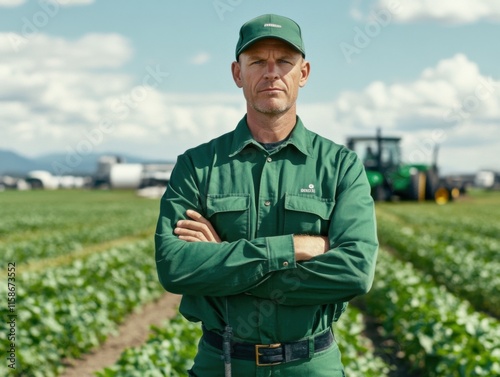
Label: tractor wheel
xmin=434 ymin=186 xmax=450 ymax=205
xmin=409 ymin=172 xmax=426 ymax=201
xmin=425 ymin=170 xmax=439 ymax=200
xmin=450 ymin=187 xmax=461 ymax=200
xmin=373 ymin=184 xmax=389 ymax=201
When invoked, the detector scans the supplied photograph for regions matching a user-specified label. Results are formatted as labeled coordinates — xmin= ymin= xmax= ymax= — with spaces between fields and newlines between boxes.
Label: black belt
xmin=202 ymin=326 xmax=334 ymax=366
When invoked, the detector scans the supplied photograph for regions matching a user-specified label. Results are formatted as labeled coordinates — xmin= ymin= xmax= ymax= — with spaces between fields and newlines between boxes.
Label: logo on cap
xmin=264 ymin=23 xmax=282 ymax=28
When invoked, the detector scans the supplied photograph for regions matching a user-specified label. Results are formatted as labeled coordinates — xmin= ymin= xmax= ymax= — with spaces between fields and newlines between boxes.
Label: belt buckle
xmin=255 ymin=343 xmax=282 ymax=366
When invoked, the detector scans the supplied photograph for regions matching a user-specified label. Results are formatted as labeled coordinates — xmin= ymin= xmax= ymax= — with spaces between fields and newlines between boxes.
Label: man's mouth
xmin=260 ymin=87 xmax=283 ymax=93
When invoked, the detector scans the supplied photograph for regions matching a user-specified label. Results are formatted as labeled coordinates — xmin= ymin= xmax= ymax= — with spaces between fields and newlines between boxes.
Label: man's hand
xmin=174 ymin=210 xmax=221 ymax=243
xmin=293 ymin=235 xmax=329 ymax=261
xmin=174 ymin=211 xmax=327 ymax=260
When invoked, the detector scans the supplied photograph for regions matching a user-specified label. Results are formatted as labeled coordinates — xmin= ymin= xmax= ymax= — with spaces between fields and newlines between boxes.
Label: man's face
xmin=232 ymin=39 xmax=310 ymax=116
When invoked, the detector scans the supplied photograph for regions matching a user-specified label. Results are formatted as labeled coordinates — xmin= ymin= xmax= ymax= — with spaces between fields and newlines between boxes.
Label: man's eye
xmin=278 ymin=59 xmax=292 ymax=64
xmin=251 ymin=60 xmax=265 ymax=65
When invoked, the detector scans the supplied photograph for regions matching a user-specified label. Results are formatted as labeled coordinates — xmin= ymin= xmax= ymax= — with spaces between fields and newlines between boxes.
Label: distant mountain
xmin=0 ymin=149 xmax=170 ymax=176
xmin=36 ymin=153 xmax=107 ymax=175
xmin=0 ymin=150 xmax=41 ymax=176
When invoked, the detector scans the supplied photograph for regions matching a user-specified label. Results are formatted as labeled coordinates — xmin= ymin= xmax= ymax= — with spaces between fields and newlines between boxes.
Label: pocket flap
xmin=284 ymin=194 xmax=334 ymax=220
xmin=206 ymin=194 xmax=250 ymax=217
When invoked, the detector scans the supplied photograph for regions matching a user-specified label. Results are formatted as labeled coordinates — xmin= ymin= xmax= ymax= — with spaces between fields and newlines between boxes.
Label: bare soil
xmin=351 ymin=298 xmax=422 ymax=377
xmin=60 ymin=293 xmax=182 ymax=377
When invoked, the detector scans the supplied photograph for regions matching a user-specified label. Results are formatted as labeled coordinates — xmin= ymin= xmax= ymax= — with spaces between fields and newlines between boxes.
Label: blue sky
xmin=1 ymin=0 xmax=499 ymax=174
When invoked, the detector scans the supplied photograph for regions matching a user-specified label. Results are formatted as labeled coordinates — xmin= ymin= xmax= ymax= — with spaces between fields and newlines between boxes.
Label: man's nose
xmin=263 ymin=62 xmax=279 ymax=80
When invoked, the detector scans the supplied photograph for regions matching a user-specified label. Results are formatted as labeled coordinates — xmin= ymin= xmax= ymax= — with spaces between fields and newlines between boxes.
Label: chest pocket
xmin=206 ymin=194 xmax=250 ymax=242
xmin=284 ymin=194 xmax=334 ymax=235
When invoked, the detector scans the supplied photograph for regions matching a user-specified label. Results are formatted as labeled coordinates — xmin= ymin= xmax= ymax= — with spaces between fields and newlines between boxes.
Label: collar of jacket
xmin=228 ymin=115 xmax=314 ymax=158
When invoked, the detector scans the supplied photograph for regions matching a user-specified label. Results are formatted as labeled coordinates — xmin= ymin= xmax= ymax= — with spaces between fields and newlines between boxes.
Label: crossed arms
xmin=174 ymin=209 xmax=329 ymax=261
xmin=155 ymin=151 xmax=378 ymax=306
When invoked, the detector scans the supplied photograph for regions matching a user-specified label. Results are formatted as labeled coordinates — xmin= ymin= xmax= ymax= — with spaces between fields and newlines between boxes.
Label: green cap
xmin=235 ymin=14 xmax=305 ymax=60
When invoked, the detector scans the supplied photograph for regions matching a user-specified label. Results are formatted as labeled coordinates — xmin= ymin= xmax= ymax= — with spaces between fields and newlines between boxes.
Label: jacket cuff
xmin=266 ymin=234 xmax=296 ymax=272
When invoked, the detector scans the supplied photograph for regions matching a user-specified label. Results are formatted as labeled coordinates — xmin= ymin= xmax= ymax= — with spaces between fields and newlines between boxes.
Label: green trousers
xmin=188 ymin=336 xmax=345 ymax=377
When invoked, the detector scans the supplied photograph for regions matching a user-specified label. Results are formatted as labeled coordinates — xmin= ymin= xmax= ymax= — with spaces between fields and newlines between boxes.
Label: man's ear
xmin=299 ymin=60 xmax=311 ymax=88
xmin=231 ymin=61 xmax=243 ymax=88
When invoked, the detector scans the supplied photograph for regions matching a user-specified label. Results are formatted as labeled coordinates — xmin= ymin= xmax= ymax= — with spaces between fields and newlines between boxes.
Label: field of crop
xmin=1 ymin=189 xmax=499 ymax=376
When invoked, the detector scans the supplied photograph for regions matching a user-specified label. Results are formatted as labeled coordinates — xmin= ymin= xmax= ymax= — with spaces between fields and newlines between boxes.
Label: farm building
xmin=92 ymin=155 xmax=174 ymax=190
xmin=24 ymin=170 xmax=88 ymax=190
xmin=475 ymin=169 xmax=500 ymax=189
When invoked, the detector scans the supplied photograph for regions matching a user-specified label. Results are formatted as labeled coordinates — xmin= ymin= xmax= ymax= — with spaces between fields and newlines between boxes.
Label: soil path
xmin=60 ymin=293 xmax=182 ymax=377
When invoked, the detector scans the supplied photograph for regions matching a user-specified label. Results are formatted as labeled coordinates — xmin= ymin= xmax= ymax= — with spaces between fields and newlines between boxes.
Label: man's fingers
xmin=175 ymin=220 xmax=211 ymax=241
xmin=186 ymin=210 xmax=217 ymax=231
xmin=185 ymin=210 xmax=222 ymax=243
xmin=174 ymin=226 xmax=208 ymax=242
xmin=176 ymin=211 xmax=221 ymax=242
xmin=174 ymin=210 xmax=222 ymax=243
xmin=186 ymin=209 xmax=207 ymax=222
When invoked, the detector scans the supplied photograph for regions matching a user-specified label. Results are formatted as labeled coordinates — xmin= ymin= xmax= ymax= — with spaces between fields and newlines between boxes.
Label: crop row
xmin=377 ymin=193 xmax=500 ymax=239
xmin=377 ymin=204 xmax=499 ymax=261
xmin=1 ymin=213 xmax=156 ymax=266
xmin=96 ymin=305 xmax=391 ymax=377
xmin=0 ymin=239 xmax=164 ymax=377
xmin=359 ymin=248 xmax=500 ymax=377
xmin=0 ymin=191 xmax=159 ymax=265
xmin=333 ymin=305 xmax=391 ymax=376
xmin=96 ymin=314 xmax=202 ymax=377
xmin=376 ymin=211 xmax=500 ymax=317
xmin=0 ymin=190 xmax=151 ymax=236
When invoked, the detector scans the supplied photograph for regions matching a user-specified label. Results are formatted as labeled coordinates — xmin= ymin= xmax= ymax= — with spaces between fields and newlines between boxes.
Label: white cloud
xmin=372 ymin=0 xmax=500 ymax=24
xmin=58 ymin=0 xmax=95 ymax=6
xmin=189 ymin=52 xmax=211 ymax=65
xmin=0 ymin=0 xmax=25 ymax=7
xmin=1 ymin=32 xmax=132 ymax=64
xmin=1 ymin=30 xmax=497 ymax=175
xmin=0 ymin=0 xmax=94 ymax=7
xmin=300 ymin=53 xmax=500 ymax=173
xmin=0 ymin=32 xmax=243 ymax=168
xmin=0 ymin=32 xmax=135 ymax=143
xmin=0 ymin=32 xmax=133 ymax=153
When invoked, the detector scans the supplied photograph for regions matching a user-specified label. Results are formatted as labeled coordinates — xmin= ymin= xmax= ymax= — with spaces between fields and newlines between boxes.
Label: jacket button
xmin=283 ymin=261 xmax=289 ymax=267
xmin=266 ymin=157 xmax=272 ymax=162
xmin=264 ymin=200 xmax=271 ymax=206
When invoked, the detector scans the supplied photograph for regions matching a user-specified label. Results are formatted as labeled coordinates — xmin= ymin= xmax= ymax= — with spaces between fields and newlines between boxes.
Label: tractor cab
xmin=346 ymin=129 xmax=453 ymax=203
xmin=346 ymin=133 xmax=401 ymax=172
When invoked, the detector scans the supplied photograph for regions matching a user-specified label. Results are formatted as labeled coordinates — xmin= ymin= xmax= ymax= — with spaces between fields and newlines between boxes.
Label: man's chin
xmin=253 ymin=103 xmax=291 ymax=116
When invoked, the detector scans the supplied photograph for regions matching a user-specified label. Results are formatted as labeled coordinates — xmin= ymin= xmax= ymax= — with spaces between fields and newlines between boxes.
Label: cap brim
xmin=236 ymin=36 xmax=305 ymax=58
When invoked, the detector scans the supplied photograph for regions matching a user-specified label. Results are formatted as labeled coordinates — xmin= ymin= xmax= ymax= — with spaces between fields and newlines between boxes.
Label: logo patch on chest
xmin=300 ymin=184 xmax=316 ymax=193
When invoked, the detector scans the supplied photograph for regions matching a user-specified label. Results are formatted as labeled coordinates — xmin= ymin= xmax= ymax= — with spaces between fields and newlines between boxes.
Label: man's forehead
xmin=241 ymin=38 xmax=302 ymax=56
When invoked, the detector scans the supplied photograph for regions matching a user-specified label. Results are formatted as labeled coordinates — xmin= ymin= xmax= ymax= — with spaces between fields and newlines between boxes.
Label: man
xmin=155 ymin=14 xmax=378 ymax=376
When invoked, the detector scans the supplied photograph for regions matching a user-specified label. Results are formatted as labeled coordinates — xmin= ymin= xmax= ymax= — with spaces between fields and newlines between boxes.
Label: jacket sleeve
xmin=155 ymin=154 xmax=295 ymax=297
xmin=246 ymin=153 xmax=379 ymax=306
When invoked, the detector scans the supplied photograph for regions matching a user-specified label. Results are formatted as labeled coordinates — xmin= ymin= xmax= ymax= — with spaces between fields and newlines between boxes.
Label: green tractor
xmin=346 ymin=129 xmax=458 ymax=204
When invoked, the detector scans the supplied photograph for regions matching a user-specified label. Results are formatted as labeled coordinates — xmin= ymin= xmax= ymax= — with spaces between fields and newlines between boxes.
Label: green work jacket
xmin=155 ymin=116 xmax=378 ymax=345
